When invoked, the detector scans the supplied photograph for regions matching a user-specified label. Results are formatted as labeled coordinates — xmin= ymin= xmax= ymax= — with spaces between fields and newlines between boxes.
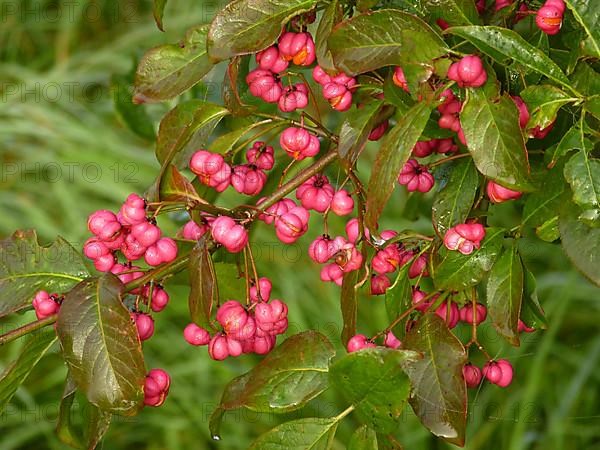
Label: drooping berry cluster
xmin=182 ymin=278 xmax=289 ymax=360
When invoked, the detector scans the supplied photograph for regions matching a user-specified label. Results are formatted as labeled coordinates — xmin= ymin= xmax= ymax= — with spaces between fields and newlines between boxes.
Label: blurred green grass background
xmin=0 ymin=1 xmax=599 ymax=449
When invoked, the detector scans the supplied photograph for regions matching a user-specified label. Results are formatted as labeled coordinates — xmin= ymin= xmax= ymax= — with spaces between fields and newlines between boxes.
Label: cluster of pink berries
xmin=84 ymin=194 xmax=178 ymax=270
xmin=247 ymin=32 xmax=315 ymax=111
xmin=447 ymin=55 xmax=487 ymax=88
xmin=437 ymin=89 xmax=466 ymax=145
xmin=413 ymin=138 xmax=457 ymax=158
xmin=412 ymin=289 xmax=487 ymax=329
xmin=310 ymin=232 xmax=363 ymax=286
xmin=32 ymin=291 xmax=61 ymax=320
xmin=536 ymin=0 xmax=565 ymax=35
xmin=464 ymin=359 xmax=514 ymax=388
xmin=182 ymin=278 xmax=288 ymax=360
xmin=312 ymin=65 xmax=357 ymax=112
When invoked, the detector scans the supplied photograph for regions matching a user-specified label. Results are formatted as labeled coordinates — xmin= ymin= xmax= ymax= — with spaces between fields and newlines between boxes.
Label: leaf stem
xmin=0 ymin=315 xmax=57 ymax=346
xmin=428 ymin=152 xmax=471 ymax=169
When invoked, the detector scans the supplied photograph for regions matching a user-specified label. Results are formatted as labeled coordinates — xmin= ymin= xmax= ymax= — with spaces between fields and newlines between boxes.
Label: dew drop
xmin=212 ymin=435 xmax=221 ymax=441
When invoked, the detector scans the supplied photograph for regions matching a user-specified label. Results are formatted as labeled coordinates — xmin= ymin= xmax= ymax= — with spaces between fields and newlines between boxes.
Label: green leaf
xmin=433 ymin=227 xmax=505 ymax=291
xmin=249 ymin=417 xmax=339 ymax=450
xmin=564 ymin=150 xmax=600 ymax=209
xmin=330 ymin=348 xmax=419 ymax=433
xmin=338 ymin=101 xmax=385 ymax=167
xmin=0 ymin=328 xmax=56 ymax=412
xmin=385 ymin=265 xmax=411 ymax=326
xmin=486 ymin=245 xmax=523 ymax=346
xmin=565 ymin=0 xmax=600 ymax=58
xmin=0 ymin=230 xmax=88 ymax=318
xmin=159 ymin=164 xmax=202 ymax=204
xmin=153 ymin=0 xmax=167 ymax=31
xmin=570 ymin=62 xmax=600 ymax=96
xmin=585 ymin=95 xmax=600 ymax=120
xmin=365 ymin=101 xmax=432 ymax=230
xmin=155 ymin=100 xmax=229 ymax=167
xmin=111 ymin=73 xmax=155 ymax=141
xmin=133 ymin=25 xmax=213 ymax=103
xmin=521 ymin=268 xmax=547 ymax=330
xmin=446 ymin=26 xmax=573 ymax=91
xmin=520 ymin=85 xmax=576 ymax=131
xmin=188 ymin=237 xmax=217 ymax=330
xmin=432 ymin=158 xmax=480 ymax=235
xmin=348 ymin=425 xmax=378 ymax=450
xmin=559 ymin=200 xmax=600 ymax=287
xmin=56 ymin=375 xmax=112 ymax=450
xmin=315 ymin=0 xmax=342 ymax=72
xmin=549 ymin=120 xmax=591 ymax=165
xmin=223 ymin=56 xmax=257 ymax=117
xmin=521 ymin=165 xmax=566 ymax=233
xmin=423 ymin=0 xmax=481 ymax=26
xmin=328 ymin=9 xmax=448 ymax=76
xmin=207 ymin=0 xmax=319 ymax=62
xmin=56 ymin=377 xmax=83 ymax=448
xmin=210 ymin=331 xmax=335 ymax=437
xmin=461 ymin=90 xmax=532 ymax=190
xmin=340 ymin=270 xmax=360 ymax=346
xmin=403 ymin=314 xmax=467 ymax=446
xmin=56 ymin=275 xmax=145 ymax=415
xmin=536 ymin=216 xmax=560 ymax=242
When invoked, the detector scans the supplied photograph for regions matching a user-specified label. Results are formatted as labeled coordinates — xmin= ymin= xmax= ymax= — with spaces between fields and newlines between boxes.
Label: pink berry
xmin=496 ymin=359 xmax=514 ymax=387
xmin=371 ymin=274 xmax=391 ymax=295
xmin=246 ymin=142 xmax=275 ymax=170
xmin=150 ymin=287 xmax=169 ymax=312
xmin=545 ymin=0 xmax=565 ymax=14
xmin=457 ymin=56 xmax=484 ymax=84
xmin=254 ymin=299 xmax=288 ymax=335
xmin=463 ymin=364 xmax=483 ymax=388
xmin=211 ymin=216 xmax=248 ymax=253
xmin=274 ymin=206 xmax=309 ymax=244
xmin=487 ymin=181 xmax=522 ymax=203
xmin=183 ymin=323 xmax=210 ymax=346
xmin=322 ymin=82 xmax=353 ymax=111
xmin=189 ymin=150 xmax=231 ymax=192
xmin=413 ymin=140 xmax=436 ymax=158
xmin=368 ymin=120 xmax=389 ymax=141
xmin=530 ymin=121 xmax=554 ymax=139
xmin=482 ymin=361 xmax=503 ymax=384
xmin=459 ymin=303 xmax=487 ymax=325
xmin=384 ymin=331 xmax=402 ymax=349
xmin=518 ymin=319 xmax=535 ymax=333
xmin=320 ymin=262 xmax=344 ymax=286
xmin=132 ymin=312 xmax=154 ymax=341
xmin=208 ymin=334 xmax=230 ymax=360
xmin=131 ymin=221 xmax=161 ymax=247
xmin=536 ymin=5 xmax=562 ymax=35
xmin=94 ymin=253 xmax=116 ymax=272
xmin=309 ymin=236 xmax=333 ymax=264
xmin=345 ymin=218 xmax=369 ymax=244
xmin=256 ymin=46 xmax=288 ymax=73
xmin=182 ymin=220 xmax=209 ymax=240
xmin=278 ymin=83 xmax=309 ymax=112
xmin=231 ymin=164 xmax=267 ymax=196
xmin=296 ymin=175 xmax=335 ymax=213
xmin=278 ymin=32 xmax=315 ymax=66
xmin=280 ymin=127 xmax=321 ymax=161
xmin=330 ymin=190 xmax=354 ymax=216
xmin=312 ymin=65 xmax=332 ymax=85
xmin=392 ymin=67 xmax=409 ymax=92
xmin=435 ymin=301 xmax=460 ymax=329
xmin=346 ymin=334 xmax=376 ymax=353
xmin=144 ymin=369 xmax=170 ymax=407
xmin=412 ymin=287 xmax=435 ymax=312
xmin=119 ymin=194 xmax=147 ymax=226
xmin=372 ymin=246 xmax=401 ymax=275
xmin=398 ymin=159 xmax=435 ymax=193
xmin=87 ymin=210 xmax=121 ymax=240
xmin=249 ymin=277 xmax=273 ymax=302
xmin=443 ymin=223 xmax=486 ymax=255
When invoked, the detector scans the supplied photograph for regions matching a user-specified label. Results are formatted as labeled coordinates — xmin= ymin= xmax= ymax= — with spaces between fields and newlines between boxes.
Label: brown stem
xmin=428 ymin=152 xmax=470 ymax=169
xmin=124 ymin=253 xmax=191 ymax=293
xmin=247 ymin=150 xmax=339 ymax=219
xmin=0 ymin=315 xmax=57 ymax=346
